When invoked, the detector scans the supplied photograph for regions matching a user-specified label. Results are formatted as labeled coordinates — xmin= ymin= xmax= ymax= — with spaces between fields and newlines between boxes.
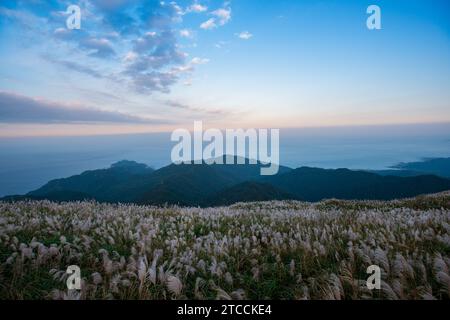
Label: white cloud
xmin=212 ymin=8 xmax=231 ymax=25
xmin=201 ymin=6 xmax=231 ymax=30
xmin=214 ymin=41 xmax=228 ymax=49
xmin=179 ymin=29 xmax=193 ymax=38
xmin=200 ymin=18 xmax=217 ymax=30
xmin=165 ymin=100 xmax=228 ymax=116
xmin=123 ymin=51 xmax=138 ymax=63
xmin=80 ymin=37 xmax=116 ymax=58
xmin=236 ymin=31 xmax=253 ymax=40
xmin=52 ymin=1 xmax=190 ymax=94
xmin=53 ymin=27 xmax=71 ymax=39
xmin=7 ymin=1 xmax=220 ymax=95
xmin=187 ymin=3 xmax=207 ymax=13
xmin=190 ymin=57 xmax=209 ymax=65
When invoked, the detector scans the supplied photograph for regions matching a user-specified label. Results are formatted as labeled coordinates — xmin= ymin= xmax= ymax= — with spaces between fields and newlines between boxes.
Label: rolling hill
xmin=3 ymin=158 xmax=450 ymax=206
xmin=263 ymin=167 xmax=450 ymax=202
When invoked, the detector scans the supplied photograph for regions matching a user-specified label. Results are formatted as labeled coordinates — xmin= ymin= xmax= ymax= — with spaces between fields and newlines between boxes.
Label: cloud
xmin=190 ymin=57 xmax=210 ymax=65
xmin=200 ymin=18 xmax=217 ymax=30
xmin=212 ymin=7 xmax=231 ymax=25
xmin=214 ymin=41 xmax=228 ymax=49
xmin=132 ymin=71 xmax=179 ymax=94
xmin=53 ymin=27 xmax=73 ymax=40
xmin=200 ymin=5 xmax=231 ymax=30
xmin=186 ymin=3 xmax=208 ymax=13
xmin=179 ymin=29 xmax=193 ymax=38
xmin=0 ymin=91 xmax=160 ymax=124
xmin=128 ymin=56 xmax=208 ymax=93
xmin=138 ymin=1 xmax=183 ymax=30
xmin=43 ymin=56 xmax=103 ymax=78
xmin=236 ymin=31 xmax=253 ymax=40
xmin=90 ymin=0 xmax=141 ymax=34
xmin=0 ymin=6 xmax=47 ymax=30
xmin=165 ymin=100 xmax=227 ymax=116
xmin=112 ymin=3 xmax=193 ymax=93
xmin=80 ymin=37 xmax=116 ymax=58
xmin=123 ymin=51 xmax=138 ymax=63
xmin=130 ymin=31 xmax=185 ymax=68
xmin=169 ymin=57 xmax=209 ymax=74
xmin=3 ymin=0 xmax=223 ymax=95
xmin=46 ymin=1 xmax=189 ymax=93
xmin=165 ymin=100 xmax=192 ymax=110
xmin=123 ymin=23 xmax=208 ymax=94
xmin=124 ymin=29 xmax=191 ymax=93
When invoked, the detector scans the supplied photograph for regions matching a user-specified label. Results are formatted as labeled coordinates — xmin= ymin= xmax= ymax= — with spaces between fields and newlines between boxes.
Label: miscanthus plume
xmin=0 ymin=192 xmax=449 ymax=300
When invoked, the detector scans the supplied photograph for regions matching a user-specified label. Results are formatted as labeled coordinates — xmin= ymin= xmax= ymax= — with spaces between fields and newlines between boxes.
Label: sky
xmin=0 ymin=0 xmax=449 ymax=137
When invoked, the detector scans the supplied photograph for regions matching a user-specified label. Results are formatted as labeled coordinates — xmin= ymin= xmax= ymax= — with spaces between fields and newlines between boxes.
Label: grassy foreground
xmin=0 ymin=193 xmax=449 ymax=300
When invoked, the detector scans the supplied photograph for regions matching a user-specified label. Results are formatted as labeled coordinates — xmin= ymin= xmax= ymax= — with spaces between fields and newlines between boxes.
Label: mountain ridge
xmin=2 ymin=158 xmax=450 ymax=207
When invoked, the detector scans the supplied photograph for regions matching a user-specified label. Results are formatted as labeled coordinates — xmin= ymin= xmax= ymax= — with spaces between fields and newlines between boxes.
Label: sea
xmin=0 ymin=123 xmax=449 ymax=197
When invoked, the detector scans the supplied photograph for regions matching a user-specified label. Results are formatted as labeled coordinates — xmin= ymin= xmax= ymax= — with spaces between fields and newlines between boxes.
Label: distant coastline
xmin=1 ymin=125 xmax=449 ymax=196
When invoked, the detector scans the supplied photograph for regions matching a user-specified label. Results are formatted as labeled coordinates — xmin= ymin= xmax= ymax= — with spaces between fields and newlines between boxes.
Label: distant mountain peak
xmin=111 ymin=160 xmax=149 ymax=169
xmin=3 ymin=157 xmax=450 ymax=207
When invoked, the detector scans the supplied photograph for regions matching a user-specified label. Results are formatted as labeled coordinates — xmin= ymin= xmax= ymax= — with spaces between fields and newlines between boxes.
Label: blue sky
xmin=0 ymin=0 xmax=449 ymax=136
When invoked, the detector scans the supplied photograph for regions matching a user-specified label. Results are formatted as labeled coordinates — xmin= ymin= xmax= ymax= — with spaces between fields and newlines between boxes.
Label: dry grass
xmin=0 ymin=192 xmax=449 ymax=300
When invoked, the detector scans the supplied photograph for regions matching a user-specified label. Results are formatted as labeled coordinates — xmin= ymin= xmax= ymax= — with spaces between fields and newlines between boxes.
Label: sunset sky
xmin=0 ymin=0 xmax=449 ymax=136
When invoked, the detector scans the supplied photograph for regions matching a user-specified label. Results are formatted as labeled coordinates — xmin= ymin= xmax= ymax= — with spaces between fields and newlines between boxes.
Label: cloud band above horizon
xmin=0 ymin=91 xmax=166 ymax=124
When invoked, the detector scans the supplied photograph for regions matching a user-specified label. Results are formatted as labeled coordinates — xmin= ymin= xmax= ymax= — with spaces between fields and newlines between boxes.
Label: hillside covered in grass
xmin=0 ymin=193 xmax=449 ymax=300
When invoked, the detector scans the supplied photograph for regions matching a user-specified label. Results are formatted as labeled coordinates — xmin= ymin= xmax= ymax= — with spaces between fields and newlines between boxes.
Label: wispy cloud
xmin=186 ymin=2 xmax=208 ymax=13
xmin=200 ymin=4 xmax=232 ymax=30
xmin=214 ymin=41 xmax=229 ymax=49
xmin=0 ymin=91 xmax=163 ymax=124
xmin=42 ymin=55 xmax=103 ymax=78
xmin=165 ymin=99 xmax=229 ymax=116
xmin=236 ymin=31 xmax=253 ymax=40
xmin=179 ymin=29 xmax=194 ymax=38
xmin=1 ymin=1 xmax=209 ymax=95
xmin=212 ymin=7 xmax=232 ymax=26
xmin=80 ymin=37 xmax=116 ymax=58
xmin=200 ymin=18 xmax=216 ymax=30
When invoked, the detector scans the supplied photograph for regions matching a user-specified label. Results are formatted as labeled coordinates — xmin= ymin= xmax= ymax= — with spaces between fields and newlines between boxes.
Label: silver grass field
xmin=0 ymin=193 xmax=449 ymax=300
